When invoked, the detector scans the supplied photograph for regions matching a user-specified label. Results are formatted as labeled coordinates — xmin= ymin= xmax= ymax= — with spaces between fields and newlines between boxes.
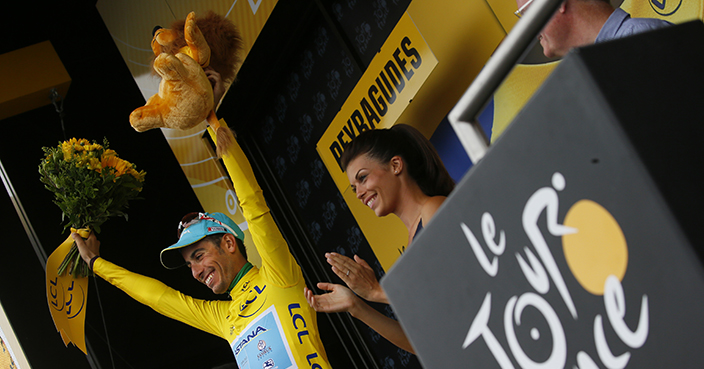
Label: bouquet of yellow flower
xmin=39 ymin=138 xmax=146 ymax=277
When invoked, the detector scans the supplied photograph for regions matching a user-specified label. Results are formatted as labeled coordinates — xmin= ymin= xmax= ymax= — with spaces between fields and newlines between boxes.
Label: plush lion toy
xmin=129 ymin=11 xmax=241 ymax=155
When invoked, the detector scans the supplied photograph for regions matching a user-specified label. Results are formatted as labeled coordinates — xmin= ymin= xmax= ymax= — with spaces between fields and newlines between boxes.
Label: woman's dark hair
xmin=340 ymin=124 xmax=455 ymax=197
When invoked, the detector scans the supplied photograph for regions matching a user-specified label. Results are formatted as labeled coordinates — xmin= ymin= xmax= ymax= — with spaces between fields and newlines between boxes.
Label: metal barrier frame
xmin=448 ymin=0 xmax=564 ymax=163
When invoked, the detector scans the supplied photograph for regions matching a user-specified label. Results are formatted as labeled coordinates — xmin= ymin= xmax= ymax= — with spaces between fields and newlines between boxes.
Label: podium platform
xmin=382 ymin=21 xmax=704 ymax=368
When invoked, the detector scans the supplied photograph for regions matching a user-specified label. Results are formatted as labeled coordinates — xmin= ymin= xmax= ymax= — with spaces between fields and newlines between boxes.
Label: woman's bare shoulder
xmin=422 ymin=196 xmax=447 ymax=223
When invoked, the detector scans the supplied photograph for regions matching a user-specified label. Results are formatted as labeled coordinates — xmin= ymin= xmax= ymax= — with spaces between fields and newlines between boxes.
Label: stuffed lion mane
xmin=130 ymin=11 xmax=242 ymax=154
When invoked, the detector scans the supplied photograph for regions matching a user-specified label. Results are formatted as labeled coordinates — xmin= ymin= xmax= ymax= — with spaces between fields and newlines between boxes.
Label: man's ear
xmin=222 ymin=233 xmax=239 ymax=254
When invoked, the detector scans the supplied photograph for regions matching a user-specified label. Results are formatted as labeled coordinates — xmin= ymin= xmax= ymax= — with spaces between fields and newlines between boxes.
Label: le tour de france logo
xmin=461 ymin=172 xmax=649 ymax=369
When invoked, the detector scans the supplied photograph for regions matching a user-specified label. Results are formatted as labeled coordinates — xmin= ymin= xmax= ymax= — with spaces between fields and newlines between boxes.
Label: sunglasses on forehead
xmin=177 ymin=212 xmax=199 ymax=238
xmin=176 ymin=212 xmax=234 ymax=239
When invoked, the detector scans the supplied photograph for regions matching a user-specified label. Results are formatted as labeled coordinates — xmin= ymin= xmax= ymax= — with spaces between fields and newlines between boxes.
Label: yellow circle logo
xmin=562 ymin=200 xmax=628 ymax=295
xmin=649 ymin=0 xmax=682 ymax=16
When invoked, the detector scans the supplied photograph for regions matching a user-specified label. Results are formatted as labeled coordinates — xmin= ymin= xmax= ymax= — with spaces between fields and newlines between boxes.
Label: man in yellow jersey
xmin=72 ymin=135 xmax=331 ymax=369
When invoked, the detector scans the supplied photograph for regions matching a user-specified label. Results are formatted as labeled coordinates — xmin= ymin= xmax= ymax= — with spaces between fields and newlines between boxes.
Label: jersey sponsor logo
xmin=234 ymin=325 xmax=268 ymax=356
xmin=239 ymin=284 xmax=268 ymax=318
xmin=232 ymin=306 xmax=296 ymax=369
xmin=257 ymin=339 xmax=273 ymax=361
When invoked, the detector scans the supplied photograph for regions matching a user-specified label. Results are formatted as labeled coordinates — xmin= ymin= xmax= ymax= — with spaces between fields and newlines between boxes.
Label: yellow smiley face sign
xmin=46 ymin=229 xmax=90 ymax=354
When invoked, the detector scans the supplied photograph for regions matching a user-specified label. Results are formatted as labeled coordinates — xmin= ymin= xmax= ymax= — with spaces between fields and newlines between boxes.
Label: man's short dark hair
xmin=204 ymin=233 xmax=248 ymax=260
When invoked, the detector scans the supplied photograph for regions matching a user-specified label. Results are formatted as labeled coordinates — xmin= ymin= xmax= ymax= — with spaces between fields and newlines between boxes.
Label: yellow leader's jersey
xmin=94 ymin=129 xmax=330 ymax=369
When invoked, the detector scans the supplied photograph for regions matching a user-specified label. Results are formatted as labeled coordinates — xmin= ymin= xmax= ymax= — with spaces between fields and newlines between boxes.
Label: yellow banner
xmin=46 ymin=230 xmax=90 ymax=354
xmin=316 ymin=12 xmax=438 ymax=271
xmin=317 ymin=12 xmax=438 ymax=193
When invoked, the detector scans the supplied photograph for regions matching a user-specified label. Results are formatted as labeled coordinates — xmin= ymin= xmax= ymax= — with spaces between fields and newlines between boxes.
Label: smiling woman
xmin=305 ymin=124 xmax=454 ymax=353
xmin=342 ymin=124 xmax=454 ymax=239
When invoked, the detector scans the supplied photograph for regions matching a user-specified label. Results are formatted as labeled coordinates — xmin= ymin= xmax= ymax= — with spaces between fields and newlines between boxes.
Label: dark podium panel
xmin=382 ymin=21 xmax=704 ymax=368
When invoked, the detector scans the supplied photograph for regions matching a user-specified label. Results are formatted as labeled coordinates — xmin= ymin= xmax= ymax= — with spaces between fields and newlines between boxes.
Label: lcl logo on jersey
xmin=238 ymin=285 xmax=267 ymax=318
xmin=650 ymin=0 xmax=682 ymax=16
